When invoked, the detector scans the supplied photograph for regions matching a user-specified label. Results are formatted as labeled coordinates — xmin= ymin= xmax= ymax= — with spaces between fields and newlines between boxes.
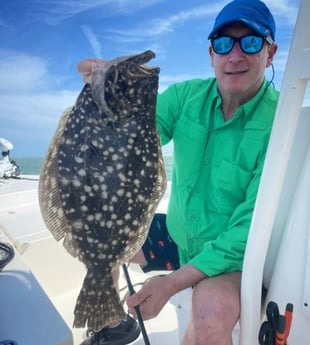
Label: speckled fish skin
xmin=38 ymin=50 xmax=166 ymax=331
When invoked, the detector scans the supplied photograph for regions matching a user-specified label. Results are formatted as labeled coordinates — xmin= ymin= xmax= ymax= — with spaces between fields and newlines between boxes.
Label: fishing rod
xmin=122 ymin=264 xmax=151 ymax=345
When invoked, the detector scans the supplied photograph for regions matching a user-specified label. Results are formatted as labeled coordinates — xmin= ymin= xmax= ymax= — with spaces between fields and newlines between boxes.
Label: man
xmin=78 ymin=0 xmax=278 ymax=344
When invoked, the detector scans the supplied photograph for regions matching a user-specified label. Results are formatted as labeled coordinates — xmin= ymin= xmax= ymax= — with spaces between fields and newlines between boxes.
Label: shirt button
xmin=188 ymin=214 xmax=196 ymax=221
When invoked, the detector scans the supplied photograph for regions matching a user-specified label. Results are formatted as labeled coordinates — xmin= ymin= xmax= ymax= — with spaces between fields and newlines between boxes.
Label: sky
xmin=0 ymin=0 xmax=303 ymax=157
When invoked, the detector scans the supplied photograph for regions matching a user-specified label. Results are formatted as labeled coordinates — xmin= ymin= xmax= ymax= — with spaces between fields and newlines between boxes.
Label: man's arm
xmin=126 ymin=263 xmax=206 ymax=320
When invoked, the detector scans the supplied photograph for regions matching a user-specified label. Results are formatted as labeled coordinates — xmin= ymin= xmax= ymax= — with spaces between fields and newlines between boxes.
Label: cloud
xmin=1 ymin=90 xmax=76 ymax=128
xmin=104 ymin=2 xmax=226 ymax=42
xmin=102 ymin=0 xmax=298 ymax=49
xmin=0 ymin=51 xmax=49 ymax=92
xmin=266 ymin=0 xmax=299 ymax=26
xmin=0 ymin=51 xmax=78 ymax=155
xmin=33 ymin=0 xmax=165 ymax=25
xmin=81 ymin=25 xmax=103 ymax=58
xmin=0 ymin=89 xmax=78 ymax=156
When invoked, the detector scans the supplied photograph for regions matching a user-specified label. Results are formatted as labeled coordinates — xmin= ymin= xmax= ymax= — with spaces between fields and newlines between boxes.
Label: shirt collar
xmin=214 ymin=78 xmax=270 ymax=122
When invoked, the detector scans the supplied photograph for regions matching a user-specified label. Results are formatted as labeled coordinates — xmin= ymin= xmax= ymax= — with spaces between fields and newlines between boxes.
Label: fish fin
xmin=73 ymin=270 xmax=125 ymax=330
xmin=38 ymin=107 xmax=73 ymax=241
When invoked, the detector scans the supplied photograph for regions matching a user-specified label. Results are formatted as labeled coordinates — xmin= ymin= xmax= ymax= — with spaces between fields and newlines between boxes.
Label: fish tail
xmin=73 ymin=270 xmax=126 ymax=331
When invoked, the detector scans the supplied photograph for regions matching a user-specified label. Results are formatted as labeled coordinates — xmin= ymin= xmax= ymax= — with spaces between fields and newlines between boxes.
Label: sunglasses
xmin=211 ymin=35 xmax=273 ymax=55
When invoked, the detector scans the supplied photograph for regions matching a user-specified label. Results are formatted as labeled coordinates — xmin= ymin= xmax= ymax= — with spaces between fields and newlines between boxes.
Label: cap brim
xmin=208 ymin=18 xmax=270 ymax=39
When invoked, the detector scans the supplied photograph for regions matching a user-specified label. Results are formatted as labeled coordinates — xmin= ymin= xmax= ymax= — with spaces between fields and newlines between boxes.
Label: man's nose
xmin=228 ymin=42 xmax=244 ymax=60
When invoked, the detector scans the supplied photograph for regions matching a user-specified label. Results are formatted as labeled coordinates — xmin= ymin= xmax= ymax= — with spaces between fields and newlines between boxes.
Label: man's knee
xmin=190 ymin=272 xmax=241 ymax=337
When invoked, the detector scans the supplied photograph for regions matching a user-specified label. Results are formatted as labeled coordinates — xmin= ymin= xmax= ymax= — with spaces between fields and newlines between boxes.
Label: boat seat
xmin=0 ymin=234 xmax=74 ymax=345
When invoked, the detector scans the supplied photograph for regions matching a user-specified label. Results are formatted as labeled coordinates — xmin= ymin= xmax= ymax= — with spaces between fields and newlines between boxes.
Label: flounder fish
xmin=38 ymin=50 xmax=166 ymax=331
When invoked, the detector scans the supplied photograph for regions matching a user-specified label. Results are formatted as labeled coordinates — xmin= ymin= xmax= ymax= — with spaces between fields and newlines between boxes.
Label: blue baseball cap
xmin=208 ymin=0 xmax=276 ymax=40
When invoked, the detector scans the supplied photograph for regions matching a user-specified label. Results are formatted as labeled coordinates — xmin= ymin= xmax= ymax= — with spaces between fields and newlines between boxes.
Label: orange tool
xmin=275 ymin=303 xmax=294 ymax=345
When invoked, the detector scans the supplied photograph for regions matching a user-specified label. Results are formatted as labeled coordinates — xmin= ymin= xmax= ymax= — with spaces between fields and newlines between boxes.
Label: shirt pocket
xmin=173 ymin=116 xmax=208 ymax=187
xmin=206 ymin=159 xmax=252 ymax=214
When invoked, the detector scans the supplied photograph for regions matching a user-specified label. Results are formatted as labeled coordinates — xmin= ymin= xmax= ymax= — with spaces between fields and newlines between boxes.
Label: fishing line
xmin=265 ymin=63 xmax=275 ymax=89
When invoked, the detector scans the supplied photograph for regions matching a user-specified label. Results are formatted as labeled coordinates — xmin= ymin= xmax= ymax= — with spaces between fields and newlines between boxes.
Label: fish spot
xmin=116 ymin=189 xmax=125 ymax=197
xmin=137 ymin=195 xmax=145 ymax=202
xmin=72 ymin=221 xmax=83 ymax=229
xmin=81 ymin=205 xmax=88 ymax=212
xmin=60 ymin=176 xmax=70 ymax=186
xmin=95 ymin=213 xmax=102 ymax=221
xmin=84 ymin=185 xmax=92 ymax=193
xmin=92 ymin=184 xmax=100 ymax=191
xmin=73 ymin=179 xmax=82 ymax=188
xmin=111 ymin=195 xmax=118 ymax=203
xmin=118 ymin=173 xmax=126 ymax=181
xmin=81 ymin=144 xmax=89 ymax=152
xmin=78 ymin=169 xmax=87 ymax=176
xmin=101 ymin=191 xmax=108 ymax=199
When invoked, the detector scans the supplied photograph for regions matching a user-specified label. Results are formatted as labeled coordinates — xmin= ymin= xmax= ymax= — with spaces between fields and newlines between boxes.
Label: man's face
xmin=209 ymin=23 xmax=277 ymax=100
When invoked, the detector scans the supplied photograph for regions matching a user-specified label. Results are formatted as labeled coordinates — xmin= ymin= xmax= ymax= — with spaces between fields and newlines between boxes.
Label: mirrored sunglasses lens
xmin=241 ymin=36 xmax=264 ymax=53
xmin=212 ymin=37 xmax=233 ymax=54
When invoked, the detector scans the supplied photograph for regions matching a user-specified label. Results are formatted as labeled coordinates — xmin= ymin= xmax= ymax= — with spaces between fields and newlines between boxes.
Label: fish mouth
xmin=89 ymin=50 xmax=160 ymax=118
xmin=128 ymin=50 xmax=156 ymax=65
xmin=123 ymin=50 xmax=160 ymax=76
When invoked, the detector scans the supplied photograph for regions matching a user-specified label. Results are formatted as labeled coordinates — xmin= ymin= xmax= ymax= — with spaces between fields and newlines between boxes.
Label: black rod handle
xmin=122 ymin=264 xmax=151 ymax=345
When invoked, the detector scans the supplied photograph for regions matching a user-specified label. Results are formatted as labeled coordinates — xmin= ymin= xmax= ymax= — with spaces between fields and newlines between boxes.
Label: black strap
xmin=0 ymin=242 xmax=15 ymax=270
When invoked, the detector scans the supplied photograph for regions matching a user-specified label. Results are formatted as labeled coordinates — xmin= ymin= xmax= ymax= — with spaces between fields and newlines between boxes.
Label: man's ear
xmin=209 ymin=45 xmax=215 ymax=67
xmin=267 ymin=43 xmax=278 ymax=67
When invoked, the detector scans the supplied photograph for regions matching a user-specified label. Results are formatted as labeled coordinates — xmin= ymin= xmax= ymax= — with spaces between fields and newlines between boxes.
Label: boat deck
xmin=1 ymin=176 xmax=225 ymax=345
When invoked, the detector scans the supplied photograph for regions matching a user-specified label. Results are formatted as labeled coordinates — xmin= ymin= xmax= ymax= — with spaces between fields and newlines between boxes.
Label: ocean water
xmin=14 ymin=154 xmax=174 ymax=181
xmin=14 ymin=157 xmax=44 ymax=175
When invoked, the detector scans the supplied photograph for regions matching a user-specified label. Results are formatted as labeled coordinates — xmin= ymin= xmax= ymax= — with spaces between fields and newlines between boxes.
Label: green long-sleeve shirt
xmin=156 ymin=77 xmax=279 ymax=277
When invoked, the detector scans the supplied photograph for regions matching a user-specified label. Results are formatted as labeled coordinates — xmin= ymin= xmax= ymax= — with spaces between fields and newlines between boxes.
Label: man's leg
xmin=181 ymin=272 xmax=241 ymax=345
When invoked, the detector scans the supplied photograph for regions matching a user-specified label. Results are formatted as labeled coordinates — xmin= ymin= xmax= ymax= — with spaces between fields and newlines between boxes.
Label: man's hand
xmin=126 ymin=275 xmax=173 ymax=320
xmin=126 ymin=264 xmax=207 ymax=320
xmin=77 ymin=58 xmax=105 ymax=83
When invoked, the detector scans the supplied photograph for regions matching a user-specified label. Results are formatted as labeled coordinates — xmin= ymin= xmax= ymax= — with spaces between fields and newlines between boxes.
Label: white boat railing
xmin=239 ymin=0 xmax=310 ymax=343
